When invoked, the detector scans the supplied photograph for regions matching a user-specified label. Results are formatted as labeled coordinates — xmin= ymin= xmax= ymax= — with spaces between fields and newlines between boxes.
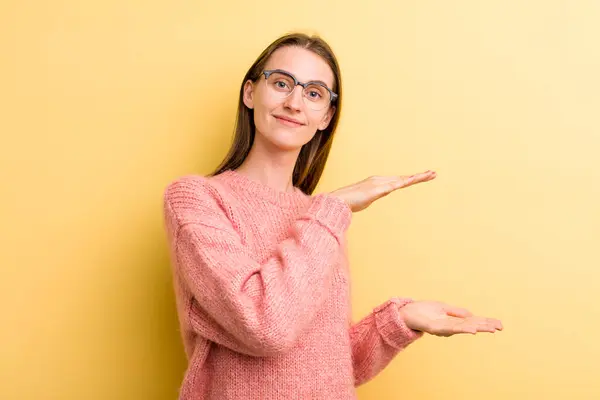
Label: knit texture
xmin=162 ymin=169 xmax=423 ymax=400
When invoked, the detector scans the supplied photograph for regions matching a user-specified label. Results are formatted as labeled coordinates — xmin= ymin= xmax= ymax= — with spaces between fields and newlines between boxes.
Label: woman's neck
xmin=235 ymin=140 xmax=300 ymax=194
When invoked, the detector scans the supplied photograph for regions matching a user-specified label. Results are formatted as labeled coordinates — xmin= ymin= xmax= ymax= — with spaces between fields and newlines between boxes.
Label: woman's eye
xmin=308 ymin=91 xmax=321 ymax=99
xmin=276 ymin=81 xmax=288 ymax=89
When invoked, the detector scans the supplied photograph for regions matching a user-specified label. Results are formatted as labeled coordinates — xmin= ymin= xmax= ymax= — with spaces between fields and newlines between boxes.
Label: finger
xmin=472 ymin=319 xmax=498 ymax=333
xmin=444 ymin=317 xmax=501 ymax=336
xmin=412 ymin=170 xmax=437 ymax=183
xmin=435 ymin=317 xmax=477 ymax=336
xmin=477 ymin=317 xmax=503 ymax=331
xmin=374 ymin=172 xmax=436 ymax=197
xmin=387 ymin=175 xmax=415 ymax=190
xmin=444 ymin=306 xmax=473 ymax=318
xmin=448 ymin=319 xmax=477 ymax=335
xmin=397 ymin=171 xmax=436 ymax=188
xmin=451 ymin=317 xmax=495 ymax=334
xmin=375 ymin=176 xmax=414 ymax=194
xmin=488 ymin=318 xmax=503 ymax=330
xmin=450 ymin=325 xmax=477 ymax=335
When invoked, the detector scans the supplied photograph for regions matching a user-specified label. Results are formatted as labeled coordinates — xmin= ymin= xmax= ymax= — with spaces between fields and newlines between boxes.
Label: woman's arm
xmin=164 ymin=176 xmax=352 ymax=357
xmin=350 ymin=298 xmax=423 ymax=386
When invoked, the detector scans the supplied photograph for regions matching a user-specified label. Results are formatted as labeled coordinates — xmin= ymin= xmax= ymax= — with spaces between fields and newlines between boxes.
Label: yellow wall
xmin=2 ymin=1 xmax=599 ymax=399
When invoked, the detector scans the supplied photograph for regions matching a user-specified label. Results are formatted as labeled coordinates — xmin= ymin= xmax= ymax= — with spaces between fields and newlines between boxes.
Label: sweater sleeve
xmin=350 ymin=298 xmax=424 ymax=386
xmin=163 ymin=177 xmax=352 ymax=357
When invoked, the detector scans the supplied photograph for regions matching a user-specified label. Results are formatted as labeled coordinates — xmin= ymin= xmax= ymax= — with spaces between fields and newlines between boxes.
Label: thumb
xmin=444 ymin=305 xmax=473 ymax=318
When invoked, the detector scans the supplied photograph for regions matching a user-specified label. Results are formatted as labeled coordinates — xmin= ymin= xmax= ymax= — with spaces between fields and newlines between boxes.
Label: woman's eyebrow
xmin=301 ymin=76 xmax=332 ymax=88
xmin=308 ymin=78 xmax=329 ymax=87
xmin=277 ymin=69 xmax=331 ymax=87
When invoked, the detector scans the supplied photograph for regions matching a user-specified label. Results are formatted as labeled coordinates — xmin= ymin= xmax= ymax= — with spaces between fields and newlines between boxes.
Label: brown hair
xmin=209 ymin=32 xmax=342 ymax=195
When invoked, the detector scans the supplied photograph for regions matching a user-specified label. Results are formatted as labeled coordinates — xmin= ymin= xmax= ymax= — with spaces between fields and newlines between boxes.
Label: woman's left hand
xmin=399 ymin=300 xmax=503 ymax=337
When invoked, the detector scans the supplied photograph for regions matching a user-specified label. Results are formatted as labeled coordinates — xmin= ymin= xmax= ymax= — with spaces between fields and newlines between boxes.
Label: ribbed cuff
xmin=305 ymin=193 xmax=352 ymax=240
xmin=374 ymin=298 xmax=423 ymax=349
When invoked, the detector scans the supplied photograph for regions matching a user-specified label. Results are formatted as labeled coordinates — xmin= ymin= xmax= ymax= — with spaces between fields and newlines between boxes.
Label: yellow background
xmin=2 ymin=1 xmax=599 ymax=399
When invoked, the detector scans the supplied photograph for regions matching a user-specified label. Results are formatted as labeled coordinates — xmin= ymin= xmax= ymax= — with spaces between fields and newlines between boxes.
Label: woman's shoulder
xmin=163 ymin=173 xmax=231 ymax=225
xmin=164 ymin=173 xmax=219 ymax=199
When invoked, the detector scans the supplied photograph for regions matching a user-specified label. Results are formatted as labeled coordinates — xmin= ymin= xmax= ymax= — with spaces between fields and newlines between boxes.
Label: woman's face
xmin=243 ymin=46 xmax=336 ymax=152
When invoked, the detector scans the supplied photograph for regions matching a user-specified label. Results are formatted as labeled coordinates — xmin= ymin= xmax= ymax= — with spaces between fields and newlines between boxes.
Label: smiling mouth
xmin=274 ymin=116 xmax=304 ymax=127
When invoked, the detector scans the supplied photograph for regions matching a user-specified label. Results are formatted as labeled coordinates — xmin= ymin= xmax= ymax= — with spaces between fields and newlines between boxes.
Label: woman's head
xmin=211 ymin=33 xmax=342 ymax=195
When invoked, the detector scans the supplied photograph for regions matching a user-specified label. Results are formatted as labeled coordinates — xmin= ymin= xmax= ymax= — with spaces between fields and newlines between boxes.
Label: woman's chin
xmin=267 ymin=131 xmax=313 ymax=151
xmin=270 ymin=140 xmax=306 ymax=152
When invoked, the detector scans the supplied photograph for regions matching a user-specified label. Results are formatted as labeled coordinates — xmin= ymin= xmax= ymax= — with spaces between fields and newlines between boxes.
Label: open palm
xmin=399 ymin=301 xmax=503 ymax=337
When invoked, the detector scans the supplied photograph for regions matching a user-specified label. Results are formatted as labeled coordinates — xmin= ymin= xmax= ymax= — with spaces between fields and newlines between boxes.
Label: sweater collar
xmin=217 ymin=169 xmax=309 ymax=209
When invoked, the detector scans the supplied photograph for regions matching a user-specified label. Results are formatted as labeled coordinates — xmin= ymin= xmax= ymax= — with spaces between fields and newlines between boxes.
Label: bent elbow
xmin=249 ymin=323 xmax=299 ymax=357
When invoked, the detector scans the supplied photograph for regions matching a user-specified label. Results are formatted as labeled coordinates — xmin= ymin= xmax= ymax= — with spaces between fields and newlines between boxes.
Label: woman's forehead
xmin=264 ymin=47 xmax=335 ymax=87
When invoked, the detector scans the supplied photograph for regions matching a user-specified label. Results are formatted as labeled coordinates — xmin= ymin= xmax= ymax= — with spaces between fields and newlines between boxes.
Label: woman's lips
xmin=274 ymin=116 xmax=304 ymax=127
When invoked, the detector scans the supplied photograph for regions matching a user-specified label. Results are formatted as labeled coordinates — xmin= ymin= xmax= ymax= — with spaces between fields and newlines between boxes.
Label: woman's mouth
xmin=274 ymin=115 xmax=304 ymax=127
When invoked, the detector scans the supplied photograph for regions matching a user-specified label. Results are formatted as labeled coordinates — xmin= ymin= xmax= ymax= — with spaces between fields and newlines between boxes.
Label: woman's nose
xmin=283 ymin=85 xmax=304 ymax=110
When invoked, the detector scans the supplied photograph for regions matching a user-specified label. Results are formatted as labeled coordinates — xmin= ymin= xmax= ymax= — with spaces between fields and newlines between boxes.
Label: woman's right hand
xmin=330 ymin=171 xmax=437 ymax=212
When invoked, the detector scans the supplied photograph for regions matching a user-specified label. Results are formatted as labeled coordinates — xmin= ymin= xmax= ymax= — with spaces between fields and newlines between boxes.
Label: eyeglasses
xmin=262 ymin=69 xmax=338 ymax=111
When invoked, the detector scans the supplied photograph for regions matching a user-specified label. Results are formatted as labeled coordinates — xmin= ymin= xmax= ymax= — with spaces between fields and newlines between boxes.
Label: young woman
xmin=163 ymin=32 xmax=503 ymax=400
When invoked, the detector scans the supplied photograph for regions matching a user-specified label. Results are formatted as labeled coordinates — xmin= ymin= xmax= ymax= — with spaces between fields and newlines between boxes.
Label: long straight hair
xmin=209 ymin=33 xmax=343 ymax=195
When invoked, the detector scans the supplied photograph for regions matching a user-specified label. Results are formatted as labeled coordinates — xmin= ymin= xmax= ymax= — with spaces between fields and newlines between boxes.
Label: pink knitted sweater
xmin=162 ymin=169 xmax=423 ymax=400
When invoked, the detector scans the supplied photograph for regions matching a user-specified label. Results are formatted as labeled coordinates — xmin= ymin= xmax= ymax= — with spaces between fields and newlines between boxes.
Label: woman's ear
xmin=242 ymin=80 xmax=254 ymax=109
xmin=318 ymin=106 xmax=336 ymax=131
